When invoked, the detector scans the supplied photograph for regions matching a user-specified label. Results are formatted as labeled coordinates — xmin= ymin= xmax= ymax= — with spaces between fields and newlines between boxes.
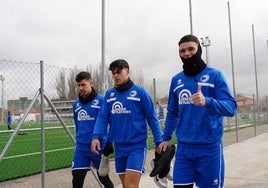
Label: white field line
xmin=3 ymin=147 xmax=74 ymax=159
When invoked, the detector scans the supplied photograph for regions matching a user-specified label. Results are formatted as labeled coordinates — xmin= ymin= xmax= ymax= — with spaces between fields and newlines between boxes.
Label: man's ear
xmin=90 ymin=79 xmax=94 ymax=86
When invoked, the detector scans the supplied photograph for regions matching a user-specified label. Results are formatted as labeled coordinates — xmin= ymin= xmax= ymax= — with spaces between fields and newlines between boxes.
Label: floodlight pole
xmin=252 ymin=24 xmax=259 ymax=133
xmin=200 ymin=36 xmax=211 ymax=64
xmin=189 ymin=0 xmax=193 ymax=34
xmin=227 ymin=1 xmax=238 ymax=142
xmin=267 ymin=39 xmax=268 ymax=52
xmin=101 ymin=0 xmax=106 ymax=95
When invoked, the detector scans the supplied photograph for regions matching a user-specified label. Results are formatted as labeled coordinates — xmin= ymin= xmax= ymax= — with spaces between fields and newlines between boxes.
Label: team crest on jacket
xmin=91 ymin=99 xmax=101 ymax=109
xmin=92 ymin=99 xmax=99 ymax=105
xmin=178 ymin=89 xmax=193 ymax=105
xmin=78 ymin=109 xmax=95 ymax=121
xmin=127 ymin=90 xmax=141 ymax=101
xmin=130 ymin=90 xmax=137 ymax=97
xmin=200 ymin=74 xmax=209 ymax=82
xmin=111 ymin=101 xmax=131 ymax=114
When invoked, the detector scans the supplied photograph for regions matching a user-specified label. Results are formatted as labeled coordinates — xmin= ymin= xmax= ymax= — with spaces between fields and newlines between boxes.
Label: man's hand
xmin=157 ymin=141 xmax=169 ymax=153
xmin=91 ymin=139 xmax=101 ymax=155
xmin=192 ymin=85 xmax=205 ymax=106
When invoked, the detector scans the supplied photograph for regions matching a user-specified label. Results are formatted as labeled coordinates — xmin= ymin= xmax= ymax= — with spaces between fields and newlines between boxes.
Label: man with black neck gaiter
xmin=72 ymin=71 xmax=114 ymax=188
xmin=158 ymin=34 xmax=237 ymax=188
xmin=91 ymin=59 xmax=163 ymax=188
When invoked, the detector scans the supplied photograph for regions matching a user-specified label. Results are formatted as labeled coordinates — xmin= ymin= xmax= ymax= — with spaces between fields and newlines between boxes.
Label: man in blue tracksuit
xmin=7 ymin=111 xmax=12 ymax=130
xmin=159 ymin=34 xmax=237 ymax=188
xmin=72 ymin=71 xmax=114 ymax=188
xmin=91 ymin=59 xmax=163 ymax=188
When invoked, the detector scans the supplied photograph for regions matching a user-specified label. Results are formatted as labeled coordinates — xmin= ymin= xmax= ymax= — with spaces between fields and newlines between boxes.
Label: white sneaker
xmin=150 ymin=159 xmax=168 ymax=188
xmin=166 ymin=161 xmax=173 ymax=181
xmin=98 ymin=155 xmax=110 ymax=177
xmin=153 ymin=175 xmax=168 ymax=188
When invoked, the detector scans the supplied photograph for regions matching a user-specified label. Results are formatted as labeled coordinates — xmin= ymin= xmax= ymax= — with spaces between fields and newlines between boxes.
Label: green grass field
xmin=0 ymin=122 xmax=177 ymax=182
xmin=0 ymin=123 xmax=75 ymax=182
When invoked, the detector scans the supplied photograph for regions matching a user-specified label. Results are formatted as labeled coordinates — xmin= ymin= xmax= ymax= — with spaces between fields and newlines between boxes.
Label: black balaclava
xmin=79 ymin=87 xmax=97 ymax=104
xmin=180 ymin=44 xmax=207 ymax=77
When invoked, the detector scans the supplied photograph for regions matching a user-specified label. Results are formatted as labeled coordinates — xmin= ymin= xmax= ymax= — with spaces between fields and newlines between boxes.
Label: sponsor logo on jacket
xmin=78 ymin=109 xmax=95 ymax=121
xmin=111 ymin=101 xmax=131 ymax=114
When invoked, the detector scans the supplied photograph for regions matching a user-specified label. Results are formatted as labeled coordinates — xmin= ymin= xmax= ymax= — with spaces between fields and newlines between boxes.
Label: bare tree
xmin=132 ymin=69 xmax=144 ymax=86
xmin=85 ymin=65 xmax=101 ymax=93
xmin=55 ymin=69 xmax=67 ymax=100
xmin=131 ymin=69 xmax=156 ymax=101
xmin=67 ymin=66 xmax=78 ymax=100
xmin=104 ymin=64 xmax=114 ymax=91
xmin=55 ymin=64 xmax=114 ymax=100
xmin=89 ymin=64 xmax=113 ymax=94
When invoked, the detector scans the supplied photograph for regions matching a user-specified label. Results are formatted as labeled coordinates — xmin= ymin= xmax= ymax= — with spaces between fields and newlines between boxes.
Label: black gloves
xmin=150 ymin=144 xmax=176 ymax=177
xmin=103 ymin=143 xmax=114 ymax=156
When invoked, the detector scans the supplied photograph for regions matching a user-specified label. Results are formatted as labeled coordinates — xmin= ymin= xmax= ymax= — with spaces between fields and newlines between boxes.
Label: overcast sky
xmin=0 ymin=0 xmax=268 ymax=97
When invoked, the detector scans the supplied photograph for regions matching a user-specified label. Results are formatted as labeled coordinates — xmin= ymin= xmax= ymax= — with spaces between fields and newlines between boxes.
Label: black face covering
xmin=79 ymin=87 xmax=97 ymax=104
xmin=180 ymin=45 xmax=207 ymax=77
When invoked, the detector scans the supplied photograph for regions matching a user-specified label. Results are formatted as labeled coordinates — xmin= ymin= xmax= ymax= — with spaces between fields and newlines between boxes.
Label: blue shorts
xmin=114 ymin=143 xmax=147 ymax=174
xmin=173 ymin=143 xmax=224 ymax=188
xmin=72 ymin=145 xmax=102 ymax=171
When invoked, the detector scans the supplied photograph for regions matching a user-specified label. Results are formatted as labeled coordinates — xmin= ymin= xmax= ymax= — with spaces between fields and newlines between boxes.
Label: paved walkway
xmin=116 ymin=132 xmax=268 ymax=188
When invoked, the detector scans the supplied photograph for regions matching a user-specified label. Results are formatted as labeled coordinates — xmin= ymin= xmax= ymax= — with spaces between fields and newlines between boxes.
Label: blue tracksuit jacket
xmin=93 ymin=84 xmax=163 ymax=148
xmin=73 ymin=94 xmax=107 ymax=151
xmin=162 ymin=66 xmax=237 ymax=145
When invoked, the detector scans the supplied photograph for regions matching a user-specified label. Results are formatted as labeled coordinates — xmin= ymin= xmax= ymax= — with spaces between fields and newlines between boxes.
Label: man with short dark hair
xmin=72 ymin=71 xmax=114 ymax=188
xmin=91 ymin=59 xmax=163 ymax=188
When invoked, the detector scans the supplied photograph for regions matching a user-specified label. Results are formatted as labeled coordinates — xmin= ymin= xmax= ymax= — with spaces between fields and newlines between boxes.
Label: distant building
xmin=7 ymin=97 xmax=40 ymax=112
xmin=5 ymin=97 xmax=40 ymax=123
xmin=5 ymin=97 xmax=74 ymax=123
xmin=235 ymin=94 xmax=253 ymax=106
xmin=235 ymin=94 xmax=254 ymax=113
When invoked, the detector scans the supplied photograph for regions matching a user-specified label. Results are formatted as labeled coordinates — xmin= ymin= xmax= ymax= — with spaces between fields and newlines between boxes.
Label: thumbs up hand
xmin=192 ymin=85 xmax=206 ymax=106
